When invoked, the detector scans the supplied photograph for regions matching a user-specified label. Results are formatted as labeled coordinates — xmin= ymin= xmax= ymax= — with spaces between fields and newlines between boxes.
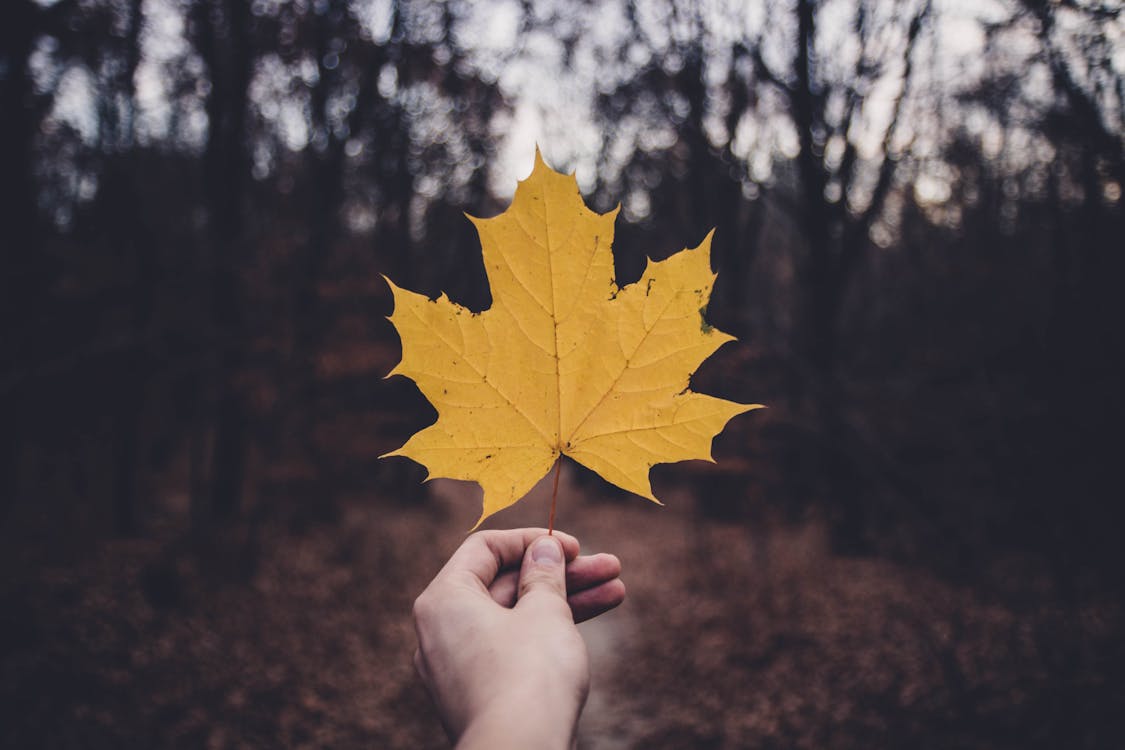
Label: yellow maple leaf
xmin=382 ymin=150 xmax=762 ymax=528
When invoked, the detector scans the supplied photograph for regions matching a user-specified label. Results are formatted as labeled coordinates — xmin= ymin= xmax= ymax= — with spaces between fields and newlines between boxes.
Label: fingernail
xmin=531 ymin=536 xmax=563 ymax=564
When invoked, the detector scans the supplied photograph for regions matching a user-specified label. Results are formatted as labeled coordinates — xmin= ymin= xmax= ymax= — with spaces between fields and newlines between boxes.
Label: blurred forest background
xmin=2 ymin=0 xmax=1124 ymax=747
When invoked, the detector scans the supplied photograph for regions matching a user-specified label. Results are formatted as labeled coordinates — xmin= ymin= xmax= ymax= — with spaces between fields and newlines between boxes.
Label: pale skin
xmin=412 ymin=528 xmax=626 ymax=749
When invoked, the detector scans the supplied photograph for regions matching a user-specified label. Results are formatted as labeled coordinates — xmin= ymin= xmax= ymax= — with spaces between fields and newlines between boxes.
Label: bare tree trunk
xmin=793 ymin=0 xmax=838 ymax=385
xmin=283 ymin=1 xmax=357 ymax=493
xmin=107 ymin=0 xmax=148 ymax=537
xmin=195 ymin=0 xmax=253 ymax=522
xmin=791 ymin=0 xmax=867 ymax=553
xmin=0 ymin=2 xmax=39 ymax=284
xmin=0 ymin=1 xmax=45 ymax=518
xmin=105 ymin=160 xmax=152 ymax=537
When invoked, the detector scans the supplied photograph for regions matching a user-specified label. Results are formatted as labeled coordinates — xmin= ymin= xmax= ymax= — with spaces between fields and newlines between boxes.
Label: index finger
xmin=437 ymin=528 xmax=580 ymax=592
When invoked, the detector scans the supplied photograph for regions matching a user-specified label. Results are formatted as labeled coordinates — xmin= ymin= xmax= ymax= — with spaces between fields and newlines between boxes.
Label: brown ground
xmin=3 ymin=462 xmax=1122 ymax=749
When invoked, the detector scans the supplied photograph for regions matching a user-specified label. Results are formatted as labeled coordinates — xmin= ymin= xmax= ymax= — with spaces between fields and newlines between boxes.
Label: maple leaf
xmin=382 ymin=150 xmax=762 ymax=528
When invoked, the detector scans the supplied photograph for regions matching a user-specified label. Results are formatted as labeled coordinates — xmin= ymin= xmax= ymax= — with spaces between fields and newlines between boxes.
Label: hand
xmin=412 ymin=528 xmax=625 ymax=749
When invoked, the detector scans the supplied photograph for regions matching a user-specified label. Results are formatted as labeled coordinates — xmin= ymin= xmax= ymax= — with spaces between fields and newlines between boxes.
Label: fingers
xmin=490 ymin=553 xmax=621 ymax=606
xmin=489 ymin=553 xmax=625 ymax=619
xmin=515 ymin=536 xmax=569 ymax=611
xmin=565 ymin=553 xmax=625 ymax=623
xmin=565 ymin=553 xmax=621 ymax=593
xmin=439 ymin=528 xmax=580 ymax=591
xmin=569 ymin=579 xmax=626 ymax=623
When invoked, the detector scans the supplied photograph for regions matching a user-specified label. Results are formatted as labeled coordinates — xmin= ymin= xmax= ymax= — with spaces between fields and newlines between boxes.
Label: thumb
xmin=516 ymin=535 xmax=568 ymax=610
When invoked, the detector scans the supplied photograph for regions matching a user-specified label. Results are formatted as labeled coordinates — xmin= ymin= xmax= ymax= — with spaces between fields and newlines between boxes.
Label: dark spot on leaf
xmin=646 ymin=278 xmax=655 ymax=295
xmin=699 ymin=305 xmax=713 ymax=333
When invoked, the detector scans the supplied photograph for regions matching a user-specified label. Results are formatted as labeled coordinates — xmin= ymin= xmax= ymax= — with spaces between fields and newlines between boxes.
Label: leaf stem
xmin=548 ymin=457 xmax=561 ymax=535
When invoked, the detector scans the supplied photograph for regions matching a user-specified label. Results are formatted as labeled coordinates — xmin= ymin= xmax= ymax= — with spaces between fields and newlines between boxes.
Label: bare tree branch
xmin=841 ymin=0 xmax=930 ymax=280
xmin=749 ymin=44 xmax=794 ymax=99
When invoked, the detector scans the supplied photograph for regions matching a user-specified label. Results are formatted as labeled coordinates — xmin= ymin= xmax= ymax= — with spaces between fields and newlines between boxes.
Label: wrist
xmin=456 ymin=689 xmax=582 ymax=750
